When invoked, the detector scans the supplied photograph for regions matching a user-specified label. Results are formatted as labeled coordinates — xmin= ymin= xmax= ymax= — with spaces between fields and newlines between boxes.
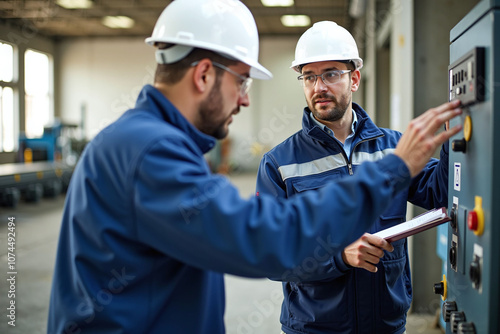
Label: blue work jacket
xmin=256 ymin=103 xmax=449 ymax=334
xmin=48 ymin=86 xmax=416 ymax=334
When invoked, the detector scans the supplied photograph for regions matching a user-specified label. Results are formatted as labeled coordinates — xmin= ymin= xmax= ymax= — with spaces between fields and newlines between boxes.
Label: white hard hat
xmin=145 ymin=0 xmax=272 ymax=80
xmin=291 ymin=21 xmax=363 ymax=73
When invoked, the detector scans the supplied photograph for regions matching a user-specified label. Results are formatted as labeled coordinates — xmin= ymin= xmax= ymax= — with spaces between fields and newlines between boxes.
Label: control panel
xmin=448 ymin=47 xmax=485 ymax=106
xmin=433 ymin=2 xmax=500 ymax=333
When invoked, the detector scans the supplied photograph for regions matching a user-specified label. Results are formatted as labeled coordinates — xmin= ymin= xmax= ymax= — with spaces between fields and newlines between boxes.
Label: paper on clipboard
xmin=373 ymin=207 xmax=451 ymax=243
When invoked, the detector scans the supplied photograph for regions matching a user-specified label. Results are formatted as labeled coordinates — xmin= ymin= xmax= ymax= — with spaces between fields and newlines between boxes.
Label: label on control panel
xmin=454 ymin=163 xmax=461 ymax=191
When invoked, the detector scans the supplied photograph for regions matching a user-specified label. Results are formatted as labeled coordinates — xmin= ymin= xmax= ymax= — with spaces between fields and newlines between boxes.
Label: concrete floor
xmin=0 ymin=173 xmax=444 ymax=334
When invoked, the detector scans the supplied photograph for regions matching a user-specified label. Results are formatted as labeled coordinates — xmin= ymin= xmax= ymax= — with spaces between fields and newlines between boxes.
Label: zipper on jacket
xmin=348 ymin=163 xmax=353 ymax=175
xmin=346 ymin=134 xmax=384 ymax=176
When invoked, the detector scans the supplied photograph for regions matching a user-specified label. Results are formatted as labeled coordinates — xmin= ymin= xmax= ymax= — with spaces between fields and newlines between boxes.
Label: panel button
xmin=467 ymin=211 xmax=478 ymax=231
xmin=467 ymin=196 xmax=484 ymax=235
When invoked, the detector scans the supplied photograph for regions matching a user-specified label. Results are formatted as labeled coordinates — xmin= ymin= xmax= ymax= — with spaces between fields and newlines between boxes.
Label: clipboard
xmin=373 ymin=207 xmax=451 ymax=243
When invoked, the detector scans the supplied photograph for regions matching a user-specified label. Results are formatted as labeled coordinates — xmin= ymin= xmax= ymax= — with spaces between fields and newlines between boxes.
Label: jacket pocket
xmin=377 ymin=189 xmax=408 ymax=226
xmin=379 ymin=240 xmax=412 ymax=319
xmin=290 ymin=171 xmax=341 ymax=194
xmin=287 ymin=278 xmax=351 ymax=324
xmin=377 ymin=215 xmax=406 ymax=260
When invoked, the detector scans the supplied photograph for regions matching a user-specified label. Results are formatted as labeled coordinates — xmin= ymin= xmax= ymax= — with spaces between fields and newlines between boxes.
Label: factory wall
xmin=56 ymin=38 xmax=155 ymax=139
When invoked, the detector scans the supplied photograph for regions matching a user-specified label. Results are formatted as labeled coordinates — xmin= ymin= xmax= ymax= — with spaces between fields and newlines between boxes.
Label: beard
xmin=197 ymin=77 xmax=236 ymax=140
xmin=309 ymin=90 xmax=352 ymax=123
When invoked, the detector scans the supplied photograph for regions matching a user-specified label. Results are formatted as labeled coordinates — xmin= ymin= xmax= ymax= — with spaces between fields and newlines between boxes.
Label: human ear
xmin=192 ymin=59 xmax=214 ymax=94
xmin=351 ymin=69 xmax=361 ymax=92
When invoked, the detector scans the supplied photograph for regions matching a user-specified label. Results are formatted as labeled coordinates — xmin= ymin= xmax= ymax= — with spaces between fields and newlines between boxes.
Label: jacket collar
xmin=302 ymin=102 xmax=384 ymax=144
xmin=135 ymin=85 xmax=216 ymax=154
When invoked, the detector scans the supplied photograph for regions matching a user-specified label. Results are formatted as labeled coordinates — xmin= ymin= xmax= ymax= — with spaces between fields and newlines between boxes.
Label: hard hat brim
xmin=291 ymin=56 xmax=363 ymax=73
xmin=146 ymin=37 xmax=272 ymax=80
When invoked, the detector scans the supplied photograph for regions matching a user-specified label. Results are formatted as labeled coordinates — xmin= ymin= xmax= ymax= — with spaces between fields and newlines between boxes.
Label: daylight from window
xmin=25 ymin=49 xmax=52 ymax=138
xmin=0 ymin=42 xmax=15 ymax=152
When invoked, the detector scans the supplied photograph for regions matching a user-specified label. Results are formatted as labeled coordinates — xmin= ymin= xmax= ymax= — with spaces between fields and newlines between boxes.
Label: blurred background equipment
xmin=0 ymin=119 xmax=84 ymax=207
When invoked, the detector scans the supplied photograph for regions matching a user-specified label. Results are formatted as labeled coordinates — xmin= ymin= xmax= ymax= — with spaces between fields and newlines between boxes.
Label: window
xmin=0 ymin=87 xmax=15 ymax=152
xmin=0 ymin=42 xmax=14 ymax=82
xmin=0 ymin=41 xmax=16 ymax=152
xmin=25 ymin=49 xmax=53 ymax=138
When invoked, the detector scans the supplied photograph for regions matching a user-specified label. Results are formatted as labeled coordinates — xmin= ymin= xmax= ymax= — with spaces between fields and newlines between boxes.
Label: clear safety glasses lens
xmin=298 ymin=70 xmax=351 ymax=88
xmin=212 ymin=62 xmax=252 ymax=97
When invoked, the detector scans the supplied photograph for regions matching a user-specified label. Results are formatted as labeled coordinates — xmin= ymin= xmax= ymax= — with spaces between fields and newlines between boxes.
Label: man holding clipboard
xmin=256 ymin=21 xmax=454 ymax=334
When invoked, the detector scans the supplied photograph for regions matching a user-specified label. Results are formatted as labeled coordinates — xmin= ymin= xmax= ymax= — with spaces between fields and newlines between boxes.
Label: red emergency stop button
xmin=468 ymin=211 xmax=478 ymax=231
xmin=468 ymin=196 xmax=484 ymax=236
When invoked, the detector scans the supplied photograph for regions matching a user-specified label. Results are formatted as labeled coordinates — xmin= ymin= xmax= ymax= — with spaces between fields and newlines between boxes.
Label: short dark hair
xmin=343 ymin=60 xmax=356 ymax=71
xmin=154 ymin=46 xmax=238 ymax=85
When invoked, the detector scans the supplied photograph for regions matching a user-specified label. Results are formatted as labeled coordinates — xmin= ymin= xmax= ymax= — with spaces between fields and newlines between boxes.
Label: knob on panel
xmin=450 ymin=206 xmax=458 ymax=230
xmin=443 ymin=301 xmax=457 ymax=322
xmin=458 ymin=322 xmax=476 ymax=334
xmin=470 ymin=255 xmax=481 ymax=290
xmin=450 ymin=245 xmax=457 ymax=268
xmin=452 ymin=138 xmax=467 ymax=152
xmin=434 ymin=282 xmax=444 ymax=295
xmin=451 ymin=311 xmax=466 ymax=333
xmin=433 ymin=274 xmax=447 ymax=300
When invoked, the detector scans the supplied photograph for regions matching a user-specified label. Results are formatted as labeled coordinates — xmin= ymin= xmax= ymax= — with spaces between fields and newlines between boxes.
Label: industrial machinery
xmin=433 ymin=1 xmax=500 ymax=333
xmin=0 ymin=161 xmax=73 ymax=206
xmin=0 ymin=120 xmax=81 ymax=207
